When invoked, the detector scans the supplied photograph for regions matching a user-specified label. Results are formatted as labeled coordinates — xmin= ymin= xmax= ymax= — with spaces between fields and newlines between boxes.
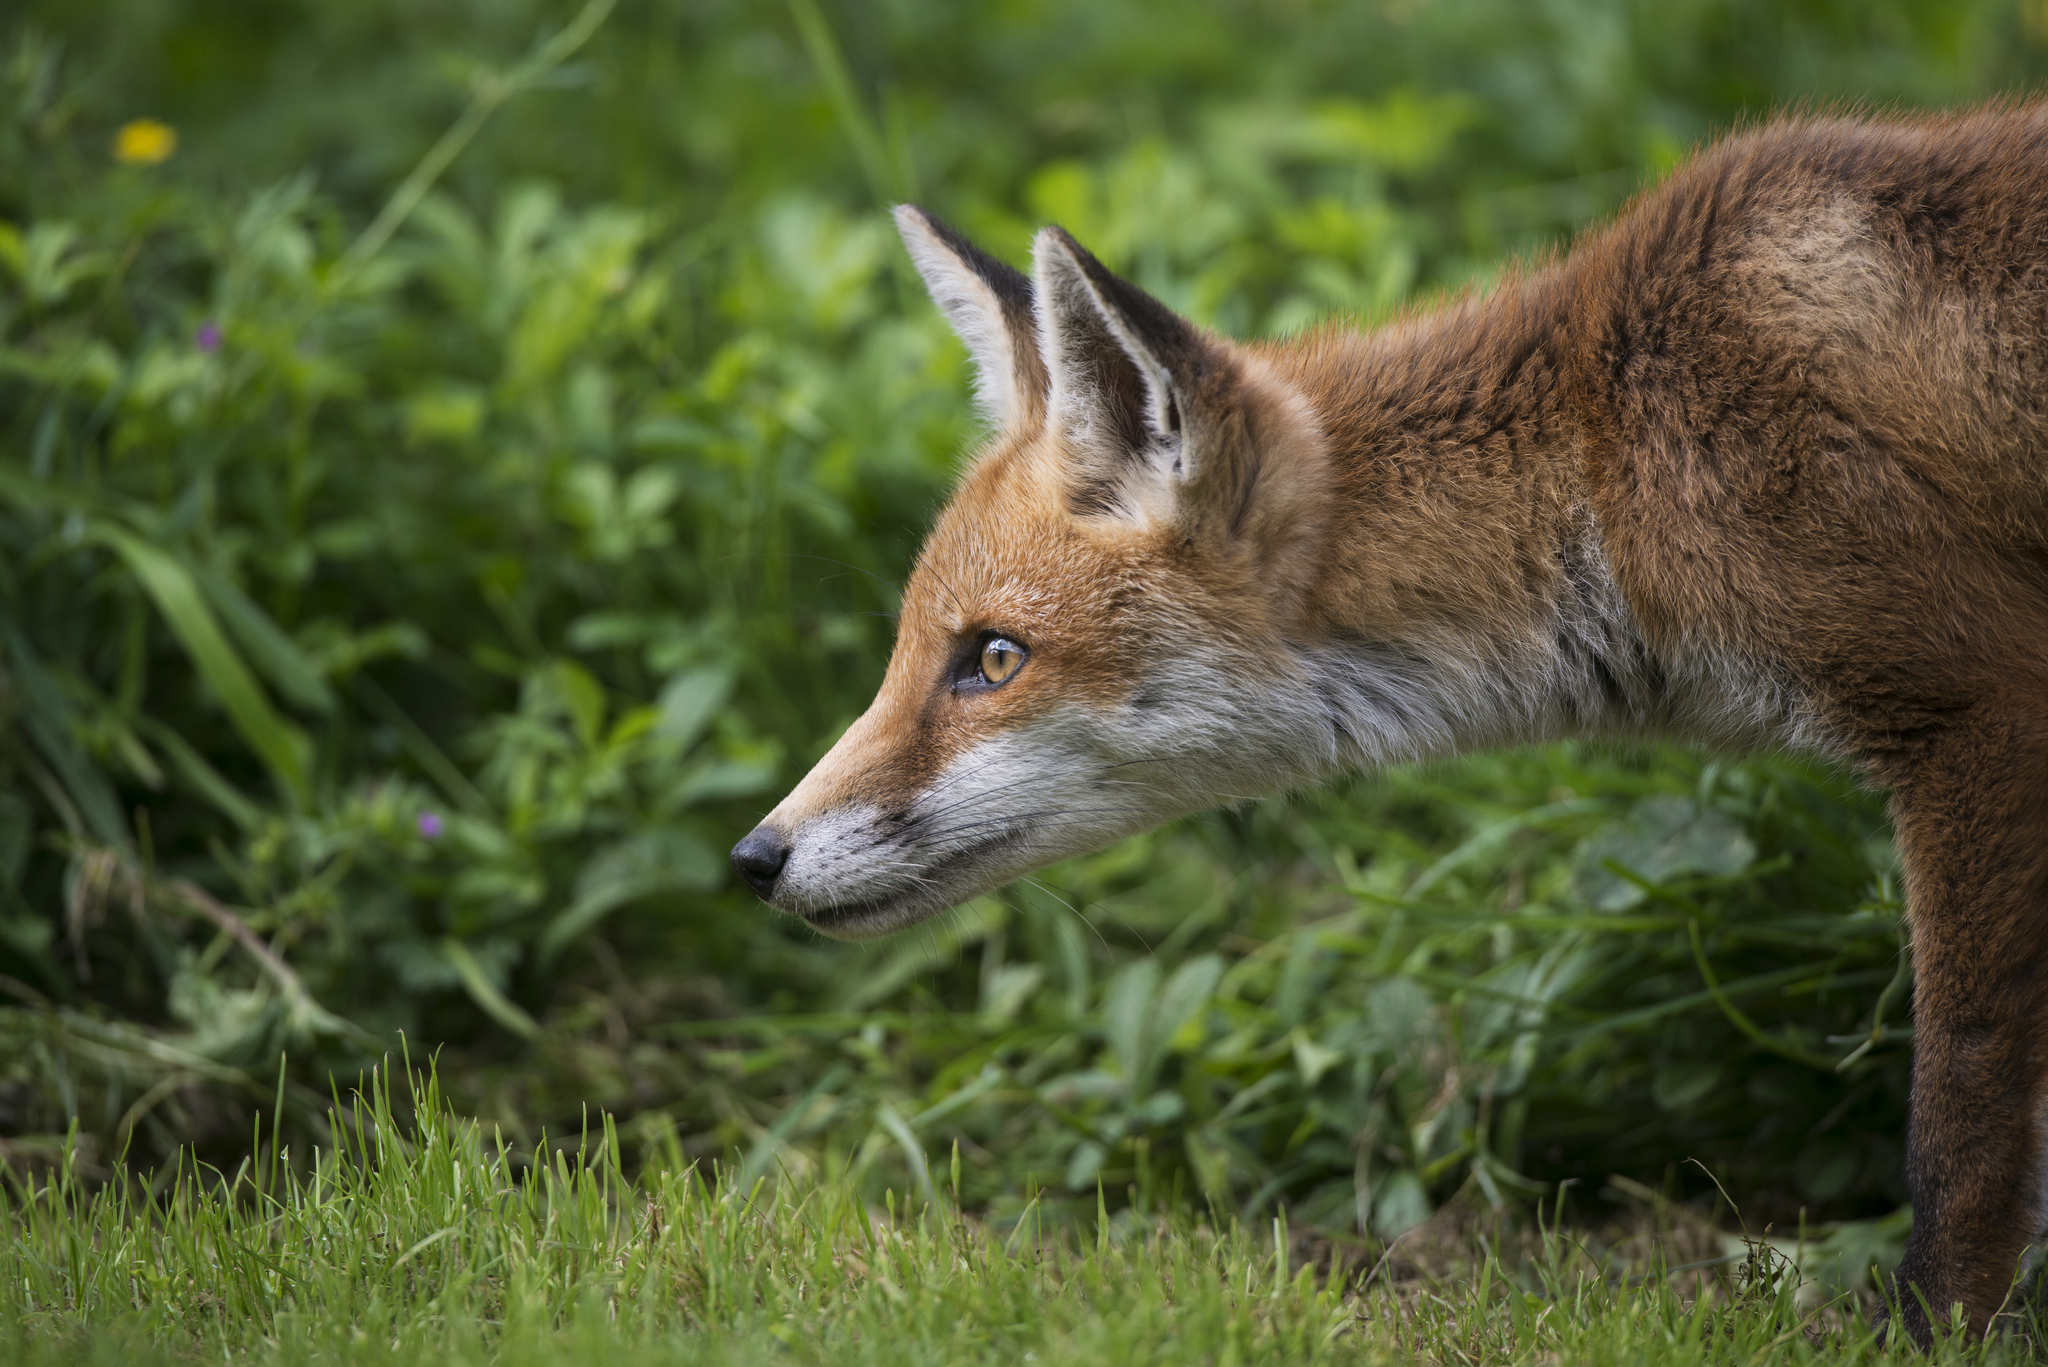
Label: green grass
xmin=3 ymin=1068 xmax=2039 ymax=1366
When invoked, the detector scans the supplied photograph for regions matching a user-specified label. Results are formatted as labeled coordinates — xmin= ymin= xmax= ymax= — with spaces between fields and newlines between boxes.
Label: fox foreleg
xmin=1884 ymin=705 xmax=2048 ymax=1340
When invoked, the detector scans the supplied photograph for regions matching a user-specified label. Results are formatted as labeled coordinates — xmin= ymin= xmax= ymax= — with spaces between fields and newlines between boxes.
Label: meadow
xmin=5 ymin=0 xmax=2048 ymax=1358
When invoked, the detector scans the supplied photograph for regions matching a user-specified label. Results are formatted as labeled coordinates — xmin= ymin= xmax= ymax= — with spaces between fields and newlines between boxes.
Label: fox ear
xmin=1032 ymin=226 xmax=1239 ymax=525
xmin=894 ymin=206 xmax=1045 ymax=429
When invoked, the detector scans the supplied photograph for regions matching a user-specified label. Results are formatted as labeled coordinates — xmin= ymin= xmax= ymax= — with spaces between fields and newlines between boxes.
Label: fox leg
xmin=1884 ymin=706 xmax=2048 ymax=1340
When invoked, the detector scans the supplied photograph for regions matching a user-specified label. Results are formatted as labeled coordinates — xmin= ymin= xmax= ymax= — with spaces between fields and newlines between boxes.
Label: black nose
xmin=730 ymin=825 xmax=791 ymax=899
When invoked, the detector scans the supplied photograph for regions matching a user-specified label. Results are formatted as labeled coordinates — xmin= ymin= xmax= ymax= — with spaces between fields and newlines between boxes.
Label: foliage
xmin=4 ymin=1065 xmax=2040 ymax=1366
xmin=0 ymin=0 xmax=2043 ymax=1256
xmin=630 ymin=745 xmax=1910 ymax=1247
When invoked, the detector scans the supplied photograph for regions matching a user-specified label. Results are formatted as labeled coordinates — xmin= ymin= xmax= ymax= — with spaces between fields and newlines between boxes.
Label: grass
xmin=3 ymin=1066 xmax=2039 ymax=1366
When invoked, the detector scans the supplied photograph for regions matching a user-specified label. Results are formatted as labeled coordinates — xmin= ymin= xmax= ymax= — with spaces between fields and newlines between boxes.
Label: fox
xmin=730 ymin=105 xmax=2048 ymax=1338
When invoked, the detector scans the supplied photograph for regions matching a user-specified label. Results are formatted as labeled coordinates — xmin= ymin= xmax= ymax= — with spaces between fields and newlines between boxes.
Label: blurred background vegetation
xmin=1 ymin=0 xmax=2042 ymax=1257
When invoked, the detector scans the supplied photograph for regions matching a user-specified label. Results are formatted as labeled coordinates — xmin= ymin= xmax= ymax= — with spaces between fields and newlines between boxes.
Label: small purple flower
xmin=416 ymin=811 xmax=444 ymax=840
xmin=195 ymin=320 xmax=223 ymax=352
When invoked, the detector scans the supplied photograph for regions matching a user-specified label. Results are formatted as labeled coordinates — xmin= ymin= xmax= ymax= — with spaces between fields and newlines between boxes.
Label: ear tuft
xmin=894 ymin=206 xmax=1044 ymax=428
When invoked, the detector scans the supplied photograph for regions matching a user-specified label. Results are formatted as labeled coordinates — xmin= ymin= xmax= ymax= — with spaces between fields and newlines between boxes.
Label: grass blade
xmin=94 ymin=525 xmax=313 ymax=805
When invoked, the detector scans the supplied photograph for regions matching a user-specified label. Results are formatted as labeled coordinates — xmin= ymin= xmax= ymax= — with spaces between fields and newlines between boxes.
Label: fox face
xmin=731 ymin=208 xmax=1769 ymax=939
xmin=730 ymin=208 xmax=1336 ymax=938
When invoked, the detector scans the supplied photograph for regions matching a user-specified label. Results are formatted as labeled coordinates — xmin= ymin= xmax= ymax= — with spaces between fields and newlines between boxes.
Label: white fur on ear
xmin=894 ymin=206 xmax=1027 ymax=428
xmin=1032 ymin=227 xmax=1186 ymax=487
xmin=1032 ymin=229 xmax=1179 ymax=450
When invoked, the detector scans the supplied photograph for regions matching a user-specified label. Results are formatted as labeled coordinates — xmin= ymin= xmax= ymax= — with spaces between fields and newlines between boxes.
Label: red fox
xmin=731 ymin=106 xmax=2048 ymax=1337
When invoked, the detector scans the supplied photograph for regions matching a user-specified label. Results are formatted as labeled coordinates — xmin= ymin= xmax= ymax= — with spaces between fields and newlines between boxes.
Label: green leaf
xmin=664 ymin=759 xmax=774 ymax=809
xmin=1103 ymin=958 xmax=1160 ymax=1086
xmin=1370 ymin=1170 xmax=1432 ymax=1239
xmin=831 ymin=898 xmax=1003 ymax=1012
xmin=96 ymin=526 xmax=313 ymax=804
xmin=1290 ymin=1027 xmax=1345 ymax=1088
xmin=1366 ymin=978 xmax=1434 ymax=1053
xmin=654 ymin=666 xmax=734 ymax=751
xmin=0 ymin=604 xmax=127 ymax=847
xmin=875 ymin=1101 xmax=937 ymax=1206
xmin=1149 ymin=955 xmax=1223 ymax=1069
xmin=0 ymin=791 xmax=31 ymax=886
xmin=442 ymin=937 xmax=539 ymax=1039
xmin=1183 ymin=1127 xmax=1232 ymax=1203
xmin=1650 ymin=1059 xmax=1721 ymax=1112
xmin=134 ymin=717 xmax=263 ymax=831
xmin=1799 ymin=1205 xmax=1913 ymax=1295
xmin=542 ymin=658 xmax=607 ymax=749
xmin=0 ymin=912 xmax=53 ymax=960
xmin=628 ymin=415 xmax=716 ymax=450
xmin=537 ymin=826 xmax=723 ymax=962
xmin=1575 ymin=795 xmax=1757 ymax=912
xmin=191 ymin=563 xmax=337 ymax=714
xmin=979 ymin=963 xmax=1043 ymax=1022
xmin=1063 ymin=1140 xmax=1106 ymax=1193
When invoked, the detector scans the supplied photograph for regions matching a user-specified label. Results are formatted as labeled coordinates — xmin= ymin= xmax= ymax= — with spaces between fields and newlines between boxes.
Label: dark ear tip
xmin=1033 ymin=226 xmax=1094 ymax=286
xmin=1040 ymin=223 xmax=1084 ymax=255
xmin=1039 ymin=224 xmax=1114 ymax=285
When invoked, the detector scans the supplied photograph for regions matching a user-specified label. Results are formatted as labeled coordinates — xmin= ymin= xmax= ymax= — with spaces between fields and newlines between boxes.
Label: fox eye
xmin=979 ymin=637 xmax=1027 ymax=686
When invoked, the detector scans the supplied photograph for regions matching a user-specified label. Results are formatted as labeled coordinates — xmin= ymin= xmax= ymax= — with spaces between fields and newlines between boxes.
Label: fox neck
xmin=1261 ymin=269 xmax=1812 ymax=773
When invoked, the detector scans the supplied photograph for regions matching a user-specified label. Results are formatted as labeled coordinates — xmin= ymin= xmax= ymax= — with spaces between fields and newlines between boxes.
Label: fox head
xmin=730 ymin=207 xmax=1340 ymax=939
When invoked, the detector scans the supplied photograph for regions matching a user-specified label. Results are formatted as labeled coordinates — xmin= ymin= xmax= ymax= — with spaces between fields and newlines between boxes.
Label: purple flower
xmin=195 ymin=320 xmax=222 ymax=352
xmin=416 ymin=811 xmax=444 ymax=840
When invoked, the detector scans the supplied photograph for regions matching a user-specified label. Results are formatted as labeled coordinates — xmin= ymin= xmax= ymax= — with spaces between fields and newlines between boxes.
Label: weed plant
xmin=0 ymin=0 xmax=2042 ymax=1272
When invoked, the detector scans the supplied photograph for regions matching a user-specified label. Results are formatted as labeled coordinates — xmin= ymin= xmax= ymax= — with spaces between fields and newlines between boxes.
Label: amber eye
xmin=979 ymin=637 xmax=1026 ymax=685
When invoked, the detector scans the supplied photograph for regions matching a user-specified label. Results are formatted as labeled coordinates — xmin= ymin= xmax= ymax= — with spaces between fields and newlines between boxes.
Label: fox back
xmin=731 ymin=105 xmax=2048 ymax=1338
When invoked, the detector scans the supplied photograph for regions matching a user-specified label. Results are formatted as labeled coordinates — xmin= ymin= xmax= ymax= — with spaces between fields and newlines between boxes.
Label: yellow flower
xmin=114 ymin=119 xmax=177 ymax=166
